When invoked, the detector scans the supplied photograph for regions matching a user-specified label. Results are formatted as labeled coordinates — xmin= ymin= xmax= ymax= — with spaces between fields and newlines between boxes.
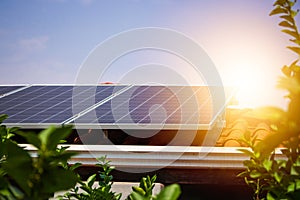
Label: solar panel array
xmin=0 ymin=85 xmax=232 ymax=130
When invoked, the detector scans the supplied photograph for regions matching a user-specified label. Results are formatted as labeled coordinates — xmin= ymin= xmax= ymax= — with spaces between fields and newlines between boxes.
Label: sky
xmin=0 ymin=0 xmax=299 ymax=108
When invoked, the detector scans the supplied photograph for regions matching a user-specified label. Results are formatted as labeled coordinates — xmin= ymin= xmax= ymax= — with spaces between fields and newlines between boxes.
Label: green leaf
xmin=16 ymin=131 xmax=41 ymax=149
xmin=0 ymin=114 xmax=8 ymax=124
xmin=288 ymin=0 xmax=296 ymax=7
xmin=263 ymin=160 xmax=273 ymax=172
xmin=42 ymin=168 xmax=78 ymax=193
xmin=270 ymin=6 xmax=288 ymax=16
xmin=296 ymin=179 xmax=300 ymax=190
xmin=288 ymin=182 xmax=296 ymax=193
xmin=289 ymin=60 xmax=300 ymax=72
xmin=151 ymin=175 xmax=157 ymax=183
xmin=267 ymin=192 xmax=276 ymax=200
xmin=2 ymin=141 xmax=33 ymax=196
xmin=277 ymin=76 xmax=300 ymax=94
xmin=274 ymin=172 xmax=282 ymax=183
xmin=273 ymin=0 xmax=286 ymax=7
xmin=291 ymin=9 xmax=299 ymax=17
xmin=249 ymin=171 xmax=262 ymax=179
xmin=238 ymin=148 xmax=255 ymax=158
xmin=282 ymin=29 xmax=298 ymax=39
xmin=290 ymin=38 xmax=300 ymax=45
xmin=129 ymin=191 xmax=148 ymax=200
xmin=8 ymin=127 xmax=19 ymax=133
xmin=243 ymin=160 xmax=257 ymax=168
xmin=87 ymin=174 xmax=97 ymax=188
xmin=70 ymin=163 xmax=82 ymax=171
xmin=8 ymin=184 xmax=24 ymax=199
xmin=287 ymin=46 xmax=300 ymax=55
xmin=279 ymin=20 xmax=294 ymax=29
xmin=291 ymin=166 xmax=300 ymax=175
xmin=237 ymin=171 xmax=248 ymax=178
xmin=296 ymin=157 xmax=300 ymax=166
xmin=156 ymin=184 xmax=181 ymax=200
xmin=132 ymin=186 xmax=146 ymax=196
xmin=280 ymin=15 xmax=294 ymax=24
xmin=39 ymin=126 xmax=55 ymax=148
xmin=39 ymin=126 xmax=73 ymax=151
xmin=282 ymin=65 xmax=292 ymax=76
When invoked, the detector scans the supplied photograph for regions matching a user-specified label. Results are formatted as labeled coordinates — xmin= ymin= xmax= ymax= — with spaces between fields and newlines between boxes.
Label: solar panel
xmin=0 ymin=85 xmax=234 ymax=130
xmin=0 ymin=86 xmax=25 ymax=96
xmin=0 ymin=85 xmax=126 ymax=125
xmin=71 ymin=86 xmax=228 ymax=130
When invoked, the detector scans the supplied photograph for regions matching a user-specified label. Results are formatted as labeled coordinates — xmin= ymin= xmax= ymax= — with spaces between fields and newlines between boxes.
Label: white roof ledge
xmin=20 ymin=144 xmax=286 ymax=169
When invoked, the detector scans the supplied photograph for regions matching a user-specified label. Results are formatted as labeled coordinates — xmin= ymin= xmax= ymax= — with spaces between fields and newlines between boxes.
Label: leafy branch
xmin=239 ymin=1 xmax=300 ymax=199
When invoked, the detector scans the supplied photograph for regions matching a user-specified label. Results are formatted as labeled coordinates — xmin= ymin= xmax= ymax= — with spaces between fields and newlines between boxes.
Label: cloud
xmin=0 ymin=59 xmax=76 ymax=84
xmin=4 ymin=36 xmax=50 ymax=62
xmin=18 ymin=36 xmax=49 ymax=53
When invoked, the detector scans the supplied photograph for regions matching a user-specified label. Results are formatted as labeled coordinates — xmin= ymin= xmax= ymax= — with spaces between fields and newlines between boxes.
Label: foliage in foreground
xmin=61 ymin=156 xmax=122 ymax=200
xmin=0 ymin=114 xmax=181 ymax=200
xmin=0 ymin=114 xmax=78 ymax=200
xmin=238 ymin=0 xmax=300 ymax=199
xmin=61 ymin=157 xmax=181 ymax=200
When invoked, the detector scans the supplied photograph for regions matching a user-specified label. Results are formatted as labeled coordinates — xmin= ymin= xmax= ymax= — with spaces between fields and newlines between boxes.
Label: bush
xmin=0 ymin=114 xmax=181 ymax=200
xmin=238 ymin=0 xmax=300 ymax=199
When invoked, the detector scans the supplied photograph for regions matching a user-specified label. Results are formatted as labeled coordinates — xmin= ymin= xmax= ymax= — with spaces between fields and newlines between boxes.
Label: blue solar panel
xmin=72 ymin=86 xmax=217 ymax=129
xmin=0 ymin=85 xmax=232 ymax=130
xmin=0 ymin=86 xmax=24 ymax=96
xmin=0 ymin=85 xmax=126 ymax=124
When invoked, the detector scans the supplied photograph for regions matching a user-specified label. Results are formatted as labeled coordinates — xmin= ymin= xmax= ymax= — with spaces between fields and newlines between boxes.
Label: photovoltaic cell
xmin=0 ymin=86 xmax=24 ymax=96
xmin=72 ymin=86 xmax=216 ymax=129
xmin=0 ymin=85 xmax=125 ymax=124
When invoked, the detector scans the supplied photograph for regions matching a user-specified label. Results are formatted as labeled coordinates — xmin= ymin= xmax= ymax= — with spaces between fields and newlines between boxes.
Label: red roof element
xmin=101 ymin=82 xmax=114 ymax=84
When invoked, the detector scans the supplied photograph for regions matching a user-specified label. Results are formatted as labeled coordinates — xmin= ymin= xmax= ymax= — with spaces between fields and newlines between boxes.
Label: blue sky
xmin=0 ymin=0 xmax=299 ymax=107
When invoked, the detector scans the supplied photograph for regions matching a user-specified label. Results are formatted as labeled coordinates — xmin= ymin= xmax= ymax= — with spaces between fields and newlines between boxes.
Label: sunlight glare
xmin=233 ymin=65 xmax=266 ymax=108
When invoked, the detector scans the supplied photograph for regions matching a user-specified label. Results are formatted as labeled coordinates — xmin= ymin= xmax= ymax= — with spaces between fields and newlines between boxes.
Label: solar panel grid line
xmin=131 ymin=86 xmax=214 ymax=129
xmin=0 ymin=85 xmax=30 ymax=99
xmin=38 ymin=87 xmax=94 ymax=123
xmin=87 ymin=86 xmax=151 ymax=123
xmin=1 ymin=85 xmax=130 ymax=125
xmin=114 ymin=86 xmax=169 ymax=123
xmin=0 ymin=86 xmax=63 ymax=116
xmin=189 ymin=87 xmax=213 ymax=123
xmin=181 ymin=94 xmax=212 ymax=126
xmin=39 ymin=86 xmax=113 ymax=123
xmin=0 ymin=86 xmax=42 ymax=104
xmin=0 ymin=86 xmax=58 ymax=111
xmin=16 ymin=86 xmax=74 ymax=123
xmin=136 ymin=86 xmax=212 ymax=126
xmin=113 ymin=89 xmax=168 ymax=123
xmin=63 ymin=85 xmax=134 ymax=124
xmin=160 ymin=86 xmax=205 ymax=125
xmin=69 ymin=86 xmax=221 ymax=130
xmin=207 ymin=87 xmax=236 ymax=128
xmin=134 ymin=86 xmax=186 ymax=124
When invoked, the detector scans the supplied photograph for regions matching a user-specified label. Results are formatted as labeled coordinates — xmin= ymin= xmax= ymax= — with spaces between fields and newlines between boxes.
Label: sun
xmin=232 ymin=65 xmax=268 ymax=108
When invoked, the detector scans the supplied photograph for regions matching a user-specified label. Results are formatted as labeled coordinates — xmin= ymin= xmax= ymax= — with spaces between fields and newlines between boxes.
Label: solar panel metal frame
xmin=1 ymin=84 xmax=235 ymax=130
